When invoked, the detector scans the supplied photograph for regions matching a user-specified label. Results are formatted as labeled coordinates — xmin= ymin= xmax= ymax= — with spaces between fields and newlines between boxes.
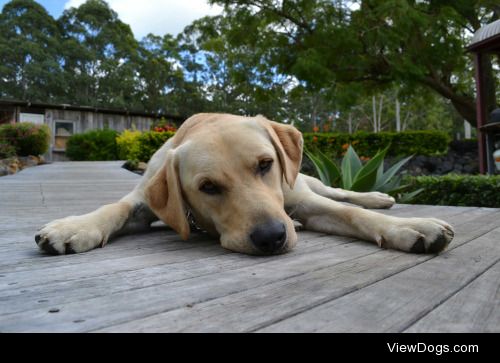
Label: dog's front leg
xmin=35 ymin=190 xmax=157 ymax=255
xmin=291 ymin=192 xmax=454 ymax=254
xmin=300 ymin=174 xmax=395 ymax=209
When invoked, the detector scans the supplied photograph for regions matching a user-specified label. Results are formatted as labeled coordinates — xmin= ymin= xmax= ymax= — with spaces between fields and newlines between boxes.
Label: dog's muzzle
xmin=249 ymin=220 xmax=287 ymax=254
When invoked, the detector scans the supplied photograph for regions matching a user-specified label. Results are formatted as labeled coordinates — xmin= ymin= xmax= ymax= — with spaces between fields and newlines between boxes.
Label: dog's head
xmin=144 ymin=114 xmax=303 ymax=255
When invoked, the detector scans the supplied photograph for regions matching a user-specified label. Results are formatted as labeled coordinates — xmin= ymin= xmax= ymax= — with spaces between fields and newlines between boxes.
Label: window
xmin=20 ymin=113 xmax=44 ymax=125
xmin=54 ymin=121 xmax=75 ymax=151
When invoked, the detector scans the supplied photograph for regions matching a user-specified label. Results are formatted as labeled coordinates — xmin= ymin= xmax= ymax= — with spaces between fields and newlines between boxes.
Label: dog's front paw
xmin=35 ymin=216 xmax=107 ymax=255
xmin=360 ymin=192 xmax=395 ymax=209
xmin=379 ymin=217 xmax=454 ymax=254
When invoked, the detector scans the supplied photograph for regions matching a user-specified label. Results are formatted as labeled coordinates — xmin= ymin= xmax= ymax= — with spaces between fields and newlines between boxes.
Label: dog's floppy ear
xmin=144 ymin=150 xmax=190 ymax=240
xmin=260 ymin=118 xmax=303 ymax=188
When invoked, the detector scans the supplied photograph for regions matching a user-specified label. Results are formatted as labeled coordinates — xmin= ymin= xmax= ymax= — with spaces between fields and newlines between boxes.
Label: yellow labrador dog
xmin=35 ymin=113 xmax=454 ymax=255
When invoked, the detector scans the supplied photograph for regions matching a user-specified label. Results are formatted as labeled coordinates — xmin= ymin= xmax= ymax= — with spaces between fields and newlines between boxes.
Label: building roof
xmin=0 ymin=99 xmax=186 ymax=122
xmin=467 ymin=19 xmax=500 ymax=52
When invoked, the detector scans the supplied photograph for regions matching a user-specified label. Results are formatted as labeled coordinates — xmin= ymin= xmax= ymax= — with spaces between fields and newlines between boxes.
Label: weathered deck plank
xmin=0 ymin=162 xmax=498 ymax=332
xmin=405 ymin=261 xmax=500 ymax=333
xmin=95 ymin=209 xmax=500 ymax=332
xmin=258 ymin=226 xmax=500 ymax=332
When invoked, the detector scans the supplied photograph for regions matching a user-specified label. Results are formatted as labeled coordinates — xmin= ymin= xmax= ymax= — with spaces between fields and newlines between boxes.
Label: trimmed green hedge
xmin=303 ymin=131 xmax=450 ymax=158
xmin=66 ymin=129 xmax=119 ymax=161
xmin=66 ymin=128 xmax=451 ymax=163
xmin=116 ymin=129 xmax=449 ymax=163
xmin=406 ymin=174 xmax=500 ymax=207
xmin=0 ymin=122 xmax=50 ymax=156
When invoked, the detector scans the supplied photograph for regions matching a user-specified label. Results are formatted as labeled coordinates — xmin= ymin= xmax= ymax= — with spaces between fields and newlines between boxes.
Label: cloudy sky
xmin=0 ymin=0 xmax=223 ymax=38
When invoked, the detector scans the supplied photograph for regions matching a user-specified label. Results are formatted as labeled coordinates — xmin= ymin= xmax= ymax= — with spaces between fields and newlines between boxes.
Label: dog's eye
xmin=199 ymin=181 xmax=221 ymax=195
xmin=258 ymin=159 xmax=273 ymax=174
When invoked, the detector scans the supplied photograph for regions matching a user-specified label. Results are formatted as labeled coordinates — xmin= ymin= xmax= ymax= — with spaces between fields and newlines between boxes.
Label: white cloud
xmin=64 ymin=0 xmax=223 ymax=39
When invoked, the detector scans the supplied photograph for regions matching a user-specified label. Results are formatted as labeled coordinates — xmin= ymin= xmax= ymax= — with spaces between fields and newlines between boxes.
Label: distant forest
xmin=1 ymin=0 xmax=498 ymax=133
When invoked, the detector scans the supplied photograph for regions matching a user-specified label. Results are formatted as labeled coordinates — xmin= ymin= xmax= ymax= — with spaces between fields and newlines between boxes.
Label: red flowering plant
xmin=151 ymin=118 xmax=177 ymax=133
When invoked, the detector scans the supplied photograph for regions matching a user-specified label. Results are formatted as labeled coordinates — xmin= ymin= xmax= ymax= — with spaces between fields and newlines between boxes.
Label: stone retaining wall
xmin=0 ymin=156 xmax=46 ymax=176
xmin=402 ymin=140 xmax=479 ymax=176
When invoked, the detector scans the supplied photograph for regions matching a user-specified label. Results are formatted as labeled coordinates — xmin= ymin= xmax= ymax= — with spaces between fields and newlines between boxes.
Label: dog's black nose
xmin=250 ymin=220 xmax=286 ymax=254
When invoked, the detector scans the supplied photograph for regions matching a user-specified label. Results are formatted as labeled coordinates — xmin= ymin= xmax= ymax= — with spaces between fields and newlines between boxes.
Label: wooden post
xmin=474 ymin=52 xmax=487 ymax=174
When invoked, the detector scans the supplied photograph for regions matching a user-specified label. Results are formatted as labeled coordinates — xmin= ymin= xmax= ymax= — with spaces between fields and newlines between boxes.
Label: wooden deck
xmin=0 ymin=161 xmax=498 ymax=332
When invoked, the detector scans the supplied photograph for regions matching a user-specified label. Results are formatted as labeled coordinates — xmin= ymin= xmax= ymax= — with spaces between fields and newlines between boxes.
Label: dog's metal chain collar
xmin=186 ymin=208 xmax=204 ymax=232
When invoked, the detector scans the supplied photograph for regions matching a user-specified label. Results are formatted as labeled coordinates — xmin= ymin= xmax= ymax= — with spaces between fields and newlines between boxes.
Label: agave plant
xmin=304 ymin=145 xmax=423 ymax=202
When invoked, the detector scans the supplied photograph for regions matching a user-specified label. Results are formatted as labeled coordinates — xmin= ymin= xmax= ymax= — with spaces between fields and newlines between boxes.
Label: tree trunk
xmin=378 ymin=96 xmax=383 ymax=131
xmin=420 ymin=54 xmax=499 ymax=128
xmin=449 ymin=95 xmax=479 ymax=126
xmin=372 ymin=95 xmax=377 ymax=132
xmin=464 ymin=120 xmax=472 ymax=139
xmin=402 ymin=110 xmax=411 ymax=131
xmin=395 ymin=98 xmax=401 ymax=132
xmin=311 ymin=101 xmax=317 ymax=130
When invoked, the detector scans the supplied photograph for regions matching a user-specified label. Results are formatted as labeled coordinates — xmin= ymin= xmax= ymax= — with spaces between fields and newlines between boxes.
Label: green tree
xmin=0 ymin=0 xmax=64 ymax=101
xmin=136 ymin=34 xmax=185 ymax=114
xmin=211 ymin=0 xmax=500 ymax=126
xmin=176 ymin=15 xmax=311 ymax=121
xmin=58 ymin=0 xmax=140 ymax=108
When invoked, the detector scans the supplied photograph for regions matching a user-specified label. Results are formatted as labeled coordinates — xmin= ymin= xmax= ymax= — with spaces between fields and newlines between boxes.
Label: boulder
xmin=7 ymin=159 xmax=19 ymax=174
xmin=18 ymin=156 xmax=38 ymax=168
xmin=37 ymin=155 xmax=46 ymax=165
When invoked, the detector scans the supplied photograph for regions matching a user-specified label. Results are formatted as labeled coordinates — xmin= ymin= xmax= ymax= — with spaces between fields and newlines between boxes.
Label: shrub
xmin=406 ymin=174 xmax=500 ymax=207
xmin=66 ymin=129 xmax=119 ymax=161
xmin=0 ymin=141 xmax=16 ymax=159
xmin=303 ymin=130 xmax=450 ymax=159
xmin=135 ymin=131 xmax=175 ymax=162
xmin=116 ymin=129 xmax=142 ymax=161
xmin=116 ymin=129 xmax=176 ymax=162
xmin=0 ymin=122 xmax=50 ymax=156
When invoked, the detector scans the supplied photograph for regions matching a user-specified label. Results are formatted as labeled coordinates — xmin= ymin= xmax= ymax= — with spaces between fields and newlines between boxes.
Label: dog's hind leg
xmin=300 ymin=173 xmax=395 ymax=209
xmin=35 ymin=188 xmax=158 ymax=255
